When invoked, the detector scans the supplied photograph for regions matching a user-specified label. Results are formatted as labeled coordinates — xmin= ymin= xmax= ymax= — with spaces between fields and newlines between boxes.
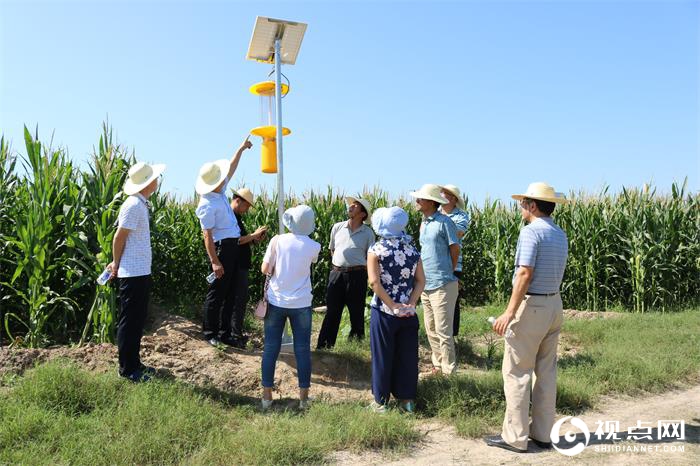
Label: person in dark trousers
xmin=195 ymin=137 xmax=252 ymax=346
xmin=107 ymin=161 xmax=166 ymax=382
xmin=227 ymin=187 xmax=268 ymax=348
xmin=316 ymin=196 xmax=375 ymax=349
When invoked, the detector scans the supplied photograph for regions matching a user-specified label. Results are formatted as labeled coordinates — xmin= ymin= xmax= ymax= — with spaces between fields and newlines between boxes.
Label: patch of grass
xmin=0 ymin=361 xmax=419 ymax=465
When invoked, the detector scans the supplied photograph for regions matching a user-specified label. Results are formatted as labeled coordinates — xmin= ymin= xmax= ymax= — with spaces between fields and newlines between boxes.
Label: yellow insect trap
xmin=249 ymin=81 xmax=291 ymax=173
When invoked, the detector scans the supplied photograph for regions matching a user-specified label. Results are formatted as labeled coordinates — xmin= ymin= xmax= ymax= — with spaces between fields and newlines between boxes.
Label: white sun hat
xmin=409 ymin=184 xmax=448 ymax=205
xmin=511 ymin=182 xmax=568 ymax=204
xmin=441 ymin=184 xmax=465 ymax=209
xmin=345 ymin=196 xmax=372 ymax=224
xmin=195 ymin=159 xmax=229 ymax=195
xmin=123 ymin=162 xmax=166 ymax=196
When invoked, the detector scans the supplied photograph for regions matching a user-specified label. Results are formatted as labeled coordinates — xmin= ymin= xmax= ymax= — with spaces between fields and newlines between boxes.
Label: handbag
xmin=254 ymin=273 xmax=271 ymax=320
xmin=254 ymin=235 xmax=278 ymax=321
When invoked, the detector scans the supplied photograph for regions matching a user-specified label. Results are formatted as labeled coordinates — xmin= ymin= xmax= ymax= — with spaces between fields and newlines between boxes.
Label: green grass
xmin=0 ymin=361 xmax=419 ymax=465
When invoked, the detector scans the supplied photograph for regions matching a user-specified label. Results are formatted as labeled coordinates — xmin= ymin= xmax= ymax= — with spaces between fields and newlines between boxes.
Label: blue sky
xmin=1 ymin=0 xmax=698 ymax=205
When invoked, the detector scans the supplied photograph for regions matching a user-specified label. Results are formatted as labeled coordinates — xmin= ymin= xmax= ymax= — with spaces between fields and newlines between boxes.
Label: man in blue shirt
xmin=485 ymin=182 xmax=569 ymax=453
xmin=410 ymin=184 xmax=460 ymax=375
xmin=195 ymin=136 xmax=252 ymax=346
xmin=440 ymin=184 xmax=470 ymax=337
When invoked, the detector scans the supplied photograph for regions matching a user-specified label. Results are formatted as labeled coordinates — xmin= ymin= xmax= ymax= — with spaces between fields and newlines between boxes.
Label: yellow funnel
xmin=250 ymin=125 xmax=291 ymax=174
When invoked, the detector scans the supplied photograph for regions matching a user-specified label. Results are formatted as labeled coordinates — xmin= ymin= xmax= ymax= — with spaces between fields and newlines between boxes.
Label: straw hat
xmin=232 ymin=187 xmax=255 ymax=206
xmin=410 ymin=184 xmax=448 ymax=205
xmin=123 ymin=162 xmax=166 ymax=196
xmin=511 ymin=182 xmax=568 ymax=204
xmin=441 ymin=184 xmax=465 ymax=209
xmin=345 ymin=196 xmax=372 ymax=224
xmin=196 ymin=159 xmax=229 ymax=195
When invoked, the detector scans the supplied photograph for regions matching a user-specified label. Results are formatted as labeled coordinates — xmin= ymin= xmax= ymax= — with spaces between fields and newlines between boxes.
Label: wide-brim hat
xmin=123 ymin=162 xmax=166 ymax=196
xmin=410 ymin=184 xmax=448 ymax=205
xmin=196 ymin=159 xmax=229 ymax=195
xmin=441 ymin=184 xmax=465 ymax=209
xmin=345 ymin=196 xmax=372 ymax=224
xmin=232 ymin=187 xmax=255 ymax=207
xmin=511 ymin=182 xmax=568 ymax=204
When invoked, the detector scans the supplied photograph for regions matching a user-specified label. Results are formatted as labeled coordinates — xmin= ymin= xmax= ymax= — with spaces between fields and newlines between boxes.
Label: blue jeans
xmin=261 ymin=303 xmax=312 ymax=389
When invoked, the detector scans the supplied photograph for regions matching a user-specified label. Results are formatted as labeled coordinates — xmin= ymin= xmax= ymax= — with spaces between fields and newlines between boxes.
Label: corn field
xmin=1 ymin=126 xmax=698 ymax=347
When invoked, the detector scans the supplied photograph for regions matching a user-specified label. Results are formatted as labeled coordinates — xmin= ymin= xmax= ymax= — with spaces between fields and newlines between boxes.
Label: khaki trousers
xmin=421 ymin=280 xmax=459 ymax=375
xmin=501 ymin=293 xmax=563 ymax=450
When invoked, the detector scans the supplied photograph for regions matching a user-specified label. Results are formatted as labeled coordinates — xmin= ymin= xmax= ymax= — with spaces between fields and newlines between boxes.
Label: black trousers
xmin=317 ymin=268 xmax=368 ymax=349
xmin=202 ymin=239 xmax=239 ymax=340
xmin=117 ymin=275 xmax=151 ymax=377
xmin=453 ymin=270 xmax=463 ymax=336
xmin=226 ymin=267 xmax=249 ymax=339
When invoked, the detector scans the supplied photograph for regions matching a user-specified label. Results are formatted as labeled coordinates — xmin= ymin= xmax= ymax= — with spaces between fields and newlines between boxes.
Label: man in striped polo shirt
xmin=485 ymin=182 xmax=569 ymax=453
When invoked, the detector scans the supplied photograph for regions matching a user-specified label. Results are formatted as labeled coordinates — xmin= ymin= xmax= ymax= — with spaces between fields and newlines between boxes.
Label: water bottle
xmin=96 ymin=268 xmax=112 ymax=286
xmin=206 ymin=272 xmax=217 ymax=284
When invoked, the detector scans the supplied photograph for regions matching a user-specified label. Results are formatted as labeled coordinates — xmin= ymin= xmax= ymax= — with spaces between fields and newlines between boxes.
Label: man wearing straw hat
xmin=485 ymin=182 xmax=568 ymax=453
xmin=410 ymin=184 xmax=460 ymax=375
xmin=195 ymin=137 xmax=252 ymax=347
xmin=226 ymin=187 xmax=268 ymax=349
xmin=440 ymin=184 xmax=470 ymax=337
xmin=107 ymin=161 xmax=166 ymax=382
xmin=316 ymin=196 xmax=375 ymax=349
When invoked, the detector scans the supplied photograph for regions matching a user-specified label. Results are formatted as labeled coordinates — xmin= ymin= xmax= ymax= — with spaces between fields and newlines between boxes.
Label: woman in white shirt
xmin=260 ymin=205 xmax=321 ymax=410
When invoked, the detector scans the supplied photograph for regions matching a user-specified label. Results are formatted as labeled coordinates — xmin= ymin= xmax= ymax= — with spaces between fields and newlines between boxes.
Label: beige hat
xmin=232 ymin=187 xmax=255 ymax=206
xmin=195 ymin=159 xmax=229 ymax=195
xmin=441 ymin=184 xmax=465 ymax=209
xmin=410 ymin=184 xmax=448 ymax=205
xmin=345 ymin=196 xmax=372 ymax=224
xmin=123 ymin=162 xmax=166 ymax=196
xmin=511 ymin=182 xmax=568 ymax=204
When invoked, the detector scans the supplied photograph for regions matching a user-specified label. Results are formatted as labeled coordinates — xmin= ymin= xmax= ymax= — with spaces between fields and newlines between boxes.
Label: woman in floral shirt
xmin=367 ymin=207 xmax=426 ymax=413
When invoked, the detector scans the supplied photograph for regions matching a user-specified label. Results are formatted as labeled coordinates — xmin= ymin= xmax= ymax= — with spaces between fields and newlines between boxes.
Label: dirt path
xmin=333 ymin=385 xmax=700 ymax=465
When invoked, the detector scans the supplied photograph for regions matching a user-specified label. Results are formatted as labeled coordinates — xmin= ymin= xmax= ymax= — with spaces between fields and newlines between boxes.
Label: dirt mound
xmin=0 ymin=308 xmax=374 ymax=402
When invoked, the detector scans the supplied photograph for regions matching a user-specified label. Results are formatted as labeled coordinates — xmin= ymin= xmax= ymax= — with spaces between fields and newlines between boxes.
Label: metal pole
xmin=274 ymin=38 xmax=284 ymax=235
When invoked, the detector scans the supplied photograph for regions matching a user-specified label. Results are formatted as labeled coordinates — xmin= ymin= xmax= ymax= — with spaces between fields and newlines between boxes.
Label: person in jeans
xmin=367 ymin=207 xmax=425 ymax=413
xmin=317 ymin=196 xmax=375 ymax=349
xmin=195 ymin=137 xmax=252 ymax=346
xmin=107 ymin=161 xmax=166 ymax=382
xmin=485 ymin=182 xmax=568 ymax=453
xmin=260 ymin=205 xmax=321 ymax=410
xmin=410 ymin=184 xmax=460 ymax=375
xmin=227 ymin=187 xmax=268 ymax=348
xmin=440 ymin=184 xmax=470 ymax=337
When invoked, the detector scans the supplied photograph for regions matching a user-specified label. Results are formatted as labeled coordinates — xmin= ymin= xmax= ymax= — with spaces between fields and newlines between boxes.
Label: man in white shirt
xmin=195 ymin=137 xmax=252 ymax=346
xmin=107 ymin=161 xmax=165 ymax=382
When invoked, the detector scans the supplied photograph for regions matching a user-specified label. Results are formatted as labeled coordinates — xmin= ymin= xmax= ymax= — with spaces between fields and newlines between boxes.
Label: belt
xmin=215 ymin=237 xmax=239 ymax=247
xmin=527 ymin=291 xmax=559 ymax=297
xmin=332 ymin=265 xmax=367 ymax=272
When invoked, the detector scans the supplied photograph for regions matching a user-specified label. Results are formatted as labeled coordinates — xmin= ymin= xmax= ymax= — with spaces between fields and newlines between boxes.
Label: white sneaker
xmin=299 ymin=398 xmax=312 ymax=410
xmin=261 ymin=398 xmax=273 ymax=410
xmin=369 ymin=401 xmax=388 ymax=414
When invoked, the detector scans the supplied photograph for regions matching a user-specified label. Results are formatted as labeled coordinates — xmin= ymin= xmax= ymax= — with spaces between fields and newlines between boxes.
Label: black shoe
xmin=484 ymin=435 xmax=527 ymax=453
xmin=121 ymin=370 xmax=151 ymax=383
xmin=529 ymin=437 xmax=552 ymax=449
xmin=139 ymin=364 xmax=157 ymax=376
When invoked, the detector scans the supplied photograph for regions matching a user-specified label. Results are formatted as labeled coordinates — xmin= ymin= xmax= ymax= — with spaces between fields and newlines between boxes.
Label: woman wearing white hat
xmin=260 ymin=205 xmax=321 ymax=410
xmin=440 ymin=184 xmax=470 ymax=337
xmin=106 ymin=161 xmax=165 ymax=382
xmin=485 ymin=182 xmax=568 ymax=453
xmin=195 ymin=136 xmax=252 ymax=346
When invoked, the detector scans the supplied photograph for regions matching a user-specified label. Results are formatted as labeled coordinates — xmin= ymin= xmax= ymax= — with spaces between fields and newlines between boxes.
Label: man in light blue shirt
xmin=440 ymin=184 xmax=470 ymax=337
xmin=195 ymin=136 xmax=252 ymax=346
xmin=410 ymin=184 xmax=460 ymax=375
xmin=485 ymin=182 xmax=568 ymax=454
